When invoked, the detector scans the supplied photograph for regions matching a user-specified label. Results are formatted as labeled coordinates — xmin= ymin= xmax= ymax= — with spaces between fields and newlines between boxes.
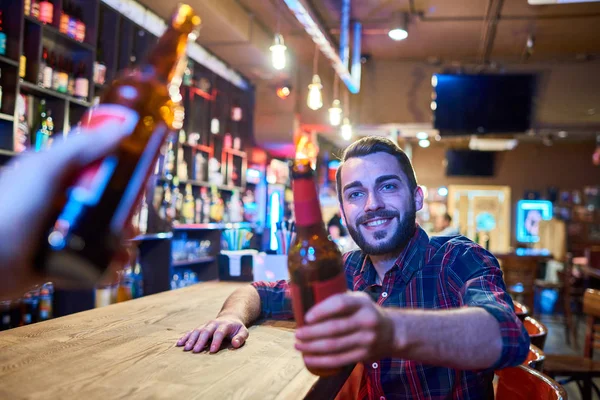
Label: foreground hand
xmin=177 ymin=315 xmax=249 ymax=353
xmin=295 ymin=292 xmax=394 ymax=370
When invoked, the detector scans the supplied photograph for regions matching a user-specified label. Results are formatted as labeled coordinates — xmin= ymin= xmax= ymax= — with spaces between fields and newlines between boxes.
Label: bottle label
xmin=290 ymin=272 xmax=347 ymax=327
xmin=68 ymin=19 xmax=77 ymax=38
xmin=39 ymin=1 xmax=54 ymax=24
xmin=0 ymin=33 xmax=6 ymax=56
xmin=75 ymin=21 xmax=86 ymax=42
xmin=75 ymin=78 xmax=89 ymax=98
xmin=58 ymin=72 xmax=69 ymax=93
xmin=31 ymin=2 xmax=40 ymax=18
xmin=292 ymin=178 xmax=322 ymax=227
xmin=42 ymin=66 xmax=53 ymax=88
xmin=52 ymin=71 xmax=60 ymax=90
xmin=60 ymin=13 xmax=69 ymax=33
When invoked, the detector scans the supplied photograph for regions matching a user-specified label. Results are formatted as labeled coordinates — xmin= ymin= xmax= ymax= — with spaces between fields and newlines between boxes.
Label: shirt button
xmin=381 ymin=292 xmax=388 ymax=298
xmin=372 ymin=362 xmax=378 ymax=369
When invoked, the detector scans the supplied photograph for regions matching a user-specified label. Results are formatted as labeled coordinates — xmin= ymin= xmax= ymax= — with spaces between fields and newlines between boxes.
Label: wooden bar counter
xmin=0 ymin=282 xmax=318 ymax=399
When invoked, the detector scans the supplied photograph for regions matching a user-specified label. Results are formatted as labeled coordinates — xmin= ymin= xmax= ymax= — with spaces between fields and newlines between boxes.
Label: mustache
xmin=356 ymin=210 xmax=400 ymax=226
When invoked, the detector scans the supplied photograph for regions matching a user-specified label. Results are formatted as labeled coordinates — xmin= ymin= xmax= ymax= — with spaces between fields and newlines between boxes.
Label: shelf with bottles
xmin=0 ymin=282 xmax=55 ymax=331
xmin=20 ymin=80 xmax=91 ymax=107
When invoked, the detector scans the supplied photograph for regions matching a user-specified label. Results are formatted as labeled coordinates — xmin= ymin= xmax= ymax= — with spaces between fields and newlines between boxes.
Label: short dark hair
xmin=335 ymin=136 xmax=418 ymax=205
xmin=443 ymin=213 xmax=452 ymax=223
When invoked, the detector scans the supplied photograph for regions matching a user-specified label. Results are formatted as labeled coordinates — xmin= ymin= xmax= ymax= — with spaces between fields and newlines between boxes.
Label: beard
xmin=346 ymin=205 xmax=417 ymax=256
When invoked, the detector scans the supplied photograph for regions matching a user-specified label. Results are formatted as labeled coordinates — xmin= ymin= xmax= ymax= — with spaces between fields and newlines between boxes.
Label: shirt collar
xmin=357 ymin=225 xmax=430 ymax=285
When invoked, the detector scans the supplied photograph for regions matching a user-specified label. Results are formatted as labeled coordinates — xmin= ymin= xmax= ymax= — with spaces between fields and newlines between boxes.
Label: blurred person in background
xmin=434 ymin=213 xmax=460 ymax=236
xmin=327 ymin=213 xmax=358 ymax=254
xmin=0 ymin=105 xmax=136 ymax=300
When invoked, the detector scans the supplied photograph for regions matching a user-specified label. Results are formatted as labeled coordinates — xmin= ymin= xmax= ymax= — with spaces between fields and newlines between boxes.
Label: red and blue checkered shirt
xmin=252 ymin=226 xmax=530 ymax=399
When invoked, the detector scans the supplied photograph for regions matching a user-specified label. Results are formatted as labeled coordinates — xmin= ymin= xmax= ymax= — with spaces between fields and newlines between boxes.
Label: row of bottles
xmin=0 ymin=283 xmax=54 ymax=331
xmin=95 ymin=256 xmax=144 ymax=308
xmin=150 ymin=182 xmax=244 ymax=226
xmin=24 ymin=0 xmax=87 ymax=43
xmin=38 ymin=47 xmax=89 ymax=99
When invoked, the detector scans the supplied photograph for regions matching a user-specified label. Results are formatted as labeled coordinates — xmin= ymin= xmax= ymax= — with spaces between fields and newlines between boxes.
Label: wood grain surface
xmin=0 ymin=281 xmax=317 ymax=399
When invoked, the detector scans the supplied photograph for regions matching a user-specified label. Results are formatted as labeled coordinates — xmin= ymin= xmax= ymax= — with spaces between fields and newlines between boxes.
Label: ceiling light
xmin=270 ymin=34 xmax=287 ymax=70
xmin=329 ymin=99 xmax=343 ymax=126
xmin=438 ymin=187 xmax=449 ymax=197
xmin=434 ymin=134 xmax=442 ymax=141
xmin=307 ymin=74 xmax=323 ymax=111
xmin=469 ymin=137 xmax=518 ymax=151
xmin=418 ymin=139 xmax=430 ymax=148
xmin=388 ymin=12 xmax=408 ymax=41
xmin=558 ymin=130 xmax=568 ymax=138
xmin=276 ymin=86 xmax=290 ymax=99
xmin=416 ymin=131 xmax=429 ymax=140
xmin=430 ymin=101 xmax=437 ymax=111
xmin=341 ymin=118 xmax=352 ymax=141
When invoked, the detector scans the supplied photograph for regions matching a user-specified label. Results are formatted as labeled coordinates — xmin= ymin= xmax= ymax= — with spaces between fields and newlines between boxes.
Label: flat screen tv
xmin=446 ymin=150 xmax=495 ymax=177
xmin=433 ymin=74 xmax=535 ymax=135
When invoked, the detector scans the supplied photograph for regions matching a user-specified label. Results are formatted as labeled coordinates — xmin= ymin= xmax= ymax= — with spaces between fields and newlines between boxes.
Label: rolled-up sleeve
xmin=251 ymin=280 xmax=294 ymax=320
xmin=453 ymin=245 xmax=530 ymax=370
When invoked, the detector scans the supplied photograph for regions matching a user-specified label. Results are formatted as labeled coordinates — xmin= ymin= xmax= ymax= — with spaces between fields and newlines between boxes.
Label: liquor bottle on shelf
xmin=158 ymin=182 xmax=171 ymax=220
xmin=67 ymin=58 xmax=75 ymax=95
xmin=163 ymin=139 xmax=176 ymax=179
xmin=209 ymin=187 xmax=224 ymax=223
xmin=0 ymin=11 xmax=7 ymax=56
xmin=177 ymin=148 xmax=188 ymax=181
xmin=138 ymin=195 xmax=148 ymax=234
xmin=38 ymin=283 xmax=53 ymax=321
xmin=34 ymin=100 xmax=50 ymax=151
xmin=67 ymin=1 xmax=77 ymax=39
xmin=182 ymin=184 xmax=195 ymax=224
xmin=94 ymin=45 xmax=107 ymax=85
xmin=21 ymin=289 xmax=39 ymax=326
xmin=194 ymin=197 xmax=202 ymax=224
xmin=39 ymin=48 xmax=53 ymax=88
xmin=194 ymin=152 xmax=206 ymax=181
xmin=57 ymin=55 xmax=69 ymax=93
xmin=288 ymin=158 xmax=347 ymax=377
xmin=50 ymin=53 xmax=60 ymax=91
xmin=39 ymin=0 xmax=54 ymax=25
xmin=183 ymin=60 xmax=193 ymax=86
xmin=74 ymin=6 xmax=85 ymax=42
xmin=59 ymin=2 xmax=69 ymax=34
xmin=201 ymin=187 xmax=210 ymax=224
xmin=25 ymin=0 xmax=32 ymax=16
xmin=34 ymin=4 xmax=201 ymax=286
xmin=31 ymin=0 xmax=41 ymax=19
xmin=170 ymin=183 xmax=182 ymax=223
xmin=19 ymin=55 xmax=27 ymax=79
xmin=74 ymin=62 xmax=89 ymax=99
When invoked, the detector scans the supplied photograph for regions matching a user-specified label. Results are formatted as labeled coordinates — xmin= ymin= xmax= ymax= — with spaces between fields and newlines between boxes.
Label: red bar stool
xmin=525 ymin=344 xmax=545 ymax=372
xmin=523 ymin=316 xmax=548 ymax=350
xmin=513 ymin=300 xmax=529 ymax=322
xmin=495 ymin=365 xmax=567 ymax=400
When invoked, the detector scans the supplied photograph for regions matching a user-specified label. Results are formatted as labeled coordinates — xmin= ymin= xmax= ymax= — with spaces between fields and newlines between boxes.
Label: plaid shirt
xmin=252 ymin=227 xmax=529 ymax=400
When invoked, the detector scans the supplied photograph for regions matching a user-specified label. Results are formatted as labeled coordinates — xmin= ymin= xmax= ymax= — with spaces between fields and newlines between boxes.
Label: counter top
xmin=0 ymin=282 xmax=318 ymax=399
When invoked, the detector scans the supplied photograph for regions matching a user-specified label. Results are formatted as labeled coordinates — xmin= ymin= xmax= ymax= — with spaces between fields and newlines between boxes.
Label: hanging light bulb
xmin=341 ymin=118 xmax=352 ymax=141
xmin=270 ymin=34 xmax=287 ymax=70
xmin=388 ymin=12 xmax=409 ymax=41
xmin=329 ymin=99 xmax=343 ymax=126
xmin=307 ymin=74 xmax=323 ymax=111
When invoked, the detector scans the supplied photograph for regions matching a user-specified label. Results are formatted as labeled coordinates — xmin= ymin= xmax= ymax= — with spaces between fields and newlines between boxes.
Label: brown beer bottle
xmin=34 ymin=4 xmax=201 ymax=286
xmin=288 ymin=159 xmax=348 ymax=377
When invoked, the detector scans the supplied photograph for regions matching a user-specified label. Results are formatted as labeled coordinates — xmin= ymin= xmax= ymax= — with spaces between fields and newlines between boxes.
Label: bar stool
xmin=513 ymin=300 xmax=529 ymax=322
xmin=500 ymin=255 xmax=538 ymax=311
xmin=495 ymin=365 xmax=567 ymax=400
xmin=525 ymin=344 xmax=545 ymax=372
xmin=523 ymin=316 xmax=548 ymax=350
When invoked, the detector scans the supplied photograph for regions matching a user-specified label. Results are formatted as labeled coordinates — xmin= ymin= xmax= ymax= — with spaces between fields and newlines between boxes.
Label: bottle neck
xmin=145 ymin=29 xmax=189 ymax=83
xmin=292 ymin=175 xmax=323 ymax=228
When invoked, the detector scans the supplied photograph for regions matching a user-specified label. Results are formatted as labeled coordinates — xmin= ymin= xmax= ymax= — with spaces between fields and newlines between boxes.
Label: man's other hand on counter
xmin=177 ymin=315 xmax=249 ymax=353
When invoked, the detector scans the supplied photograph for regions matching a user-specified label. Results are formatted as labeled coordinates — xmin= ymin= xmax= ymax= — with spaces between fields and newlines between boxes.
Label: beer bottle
xmin=288 ymin=159 xmax=348 ymax=377
xmin=34 ymin=4 xmax=201 ymax=286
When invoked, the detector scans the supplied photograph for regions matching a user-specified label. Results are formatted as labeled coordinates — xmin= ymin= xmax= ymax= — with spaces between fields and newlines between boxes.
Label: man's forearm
xmin=216 ymin=285 xmax=262 ymax=326
xmin=388 ymin=307 xmax=503 ymax=370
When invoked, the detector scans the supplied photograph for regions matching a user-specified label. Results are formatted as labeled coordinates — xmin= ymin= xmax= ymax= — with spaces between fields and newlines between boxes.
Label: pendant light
xmin=328 ymin=74 xmax=342 ymax=126
xmin=307 ymin=45 xmax=323 ymax=110
xmin=340 ymin=89 xmax=352 ymax=141
xmin=270 ymin=4 xmax=287 ymax=70
xmin=388 ymin=12 xmax=408 ymax=41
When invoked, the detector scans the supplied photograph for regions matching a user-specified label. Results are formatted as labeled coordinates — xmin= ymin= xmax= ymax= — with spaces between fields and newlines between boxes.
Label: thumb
xmin=231 ymin=327 xmax=249 ymax=348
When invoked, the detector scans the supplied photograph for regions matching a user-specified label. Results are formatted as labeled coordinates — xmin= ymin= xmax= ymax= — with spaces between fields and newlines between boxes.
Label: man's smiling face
xmin=340 ymin=152 xmax=422 ymax=256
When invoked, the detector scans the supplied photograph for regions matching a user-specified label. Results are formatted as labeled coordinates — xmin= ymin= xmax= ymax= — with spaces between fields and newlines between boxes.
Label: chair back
xmin=583 ymin=288 xmax=600 ymax=358
xmin=500 ymin=256 xmax=538 ymax=310
xmin=524 ymin=344 xmax=545 ymax=371
xmin=496 ymin=365 xmax=567 ymax=400
xmin=523 ymin=316 xmax=548 ymax=350
xmin=513 ymin=300 xmax=529 ymax=321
